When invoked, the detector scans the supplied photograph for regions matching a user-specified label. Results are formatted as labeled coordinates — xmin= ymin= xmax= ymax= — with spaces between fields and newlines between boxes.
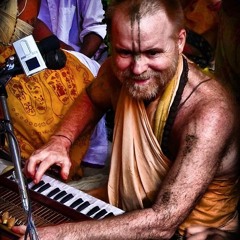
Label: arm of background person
xmin=78 ymin=0 xmax=107 ymax=57
xmin=80 ymin=32 xmax=104 ymax=58
xmin=32 ymin=0 xmax=75 ymax=50
xmin=33 ymin=18 xmax=53 ymax=41
xmin=33 ymin=18 xmax=75 ymax=50
xmin=32 ymin=0 xmax=52 ymax=41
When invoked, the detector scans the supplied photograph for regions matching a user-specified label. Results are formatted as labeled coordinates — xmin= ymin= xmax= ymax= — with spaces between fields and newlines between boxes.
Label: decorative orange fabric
xmin=1 ymin=47 xmax=93 ymax=180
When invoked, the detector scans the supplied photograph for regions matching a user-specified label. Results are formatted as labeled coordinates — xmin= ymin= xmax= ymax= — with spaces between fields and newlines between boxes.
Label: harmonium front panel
xmin=0 ymin=170 xmax=124 ymax=239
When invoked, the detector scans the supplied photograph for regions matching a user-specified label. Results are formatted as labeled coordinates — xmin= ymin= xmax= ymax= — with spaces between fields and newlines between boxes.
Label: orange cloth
xmin=179 ymin=178 xmax=240 ymax=233
xmin=108 ymin=57 xmax=183 ymax=210
xmin=1 ymin=47 xmax=93 ymax=179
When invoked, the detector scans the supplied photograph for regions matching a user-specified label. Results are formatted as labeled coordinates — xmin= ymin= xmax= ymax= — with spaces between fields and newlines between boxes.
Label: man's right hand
xmin=24 ymin=135 xmax=72 ymax=184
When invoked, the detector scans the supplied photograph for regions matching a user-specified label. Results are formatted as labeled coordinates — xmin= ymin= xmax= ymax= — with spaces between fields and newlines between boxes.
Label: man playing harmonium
xmin=11 ymin=0 xmax=240 ymax=239
xmin=2 ymin=0 xmax=240 ymax=239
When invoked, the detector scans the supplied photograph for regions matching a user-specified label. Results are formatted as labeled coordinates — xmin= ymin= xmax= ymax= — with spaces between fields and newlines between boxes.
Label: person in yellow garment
xmin=0 ymin=46 xmax=105 ymax=179
xmin=13 ymin=0 xmax=239 ymax=239
xmin=0 ymin=0 xmax=109 ymax=204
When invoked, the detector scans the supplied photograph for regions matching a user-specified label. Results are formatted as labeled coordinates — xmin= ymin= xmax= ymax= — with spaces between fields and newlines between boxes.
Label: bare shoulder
xmin=180 ymin=63 xmax=237 ymax=128
xmin=86 ymin=57 xmax=122 ymax=110
xmin=170 ymin=62 xmax=239 ymax=176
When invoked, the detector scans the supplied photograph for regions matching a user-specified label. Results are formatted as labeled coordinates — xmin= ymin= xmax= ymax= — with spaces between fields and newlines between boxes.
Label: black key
xmin=46 ymin=187 xmax=61 ymax=197
xmin=31 ymin=180 xmax=45 ymax=191
xmin=86 ymin=206 xmax=100 ymax=217
xmin=76 ymin=201 xmax=90 ymax=211
xmin=104 ymin=212 xmax=114 ymax=218
xmin=60 ymin=193 xmax=74 ymax=204
xmin=26 ymin=178 xmax=33 ymax=184
xmin=69 ymin=198 xmax=84 ymax=208
xmin=53 ymin=190 xmax=67 ymax=200
xmin=37 ymin=183 xmax=51 ymax=193
xmin=93 ymin=209 xmax=107 ymax=219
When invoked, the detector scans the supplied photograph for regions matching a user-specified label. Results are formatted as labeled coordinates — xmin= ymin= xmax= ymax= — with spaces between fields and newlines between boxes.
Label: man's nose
xmin=131 ymin=55 xmax=148 ymax=75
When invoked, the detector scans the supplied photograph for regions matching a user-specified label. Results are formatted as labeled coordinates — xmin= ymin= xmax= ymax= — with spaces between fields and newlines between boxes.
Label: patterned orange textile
xmin=0 ymin=47 xmax=93 ymax=179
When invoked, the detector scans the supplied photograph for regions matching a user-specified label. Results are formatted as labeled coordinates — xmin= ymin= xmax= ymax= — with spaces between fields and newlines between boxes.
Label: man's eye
xmin=117 ymin=50 xmax=132 ymax=57
xmin=146 ymin=50 xmax=159 ymax=57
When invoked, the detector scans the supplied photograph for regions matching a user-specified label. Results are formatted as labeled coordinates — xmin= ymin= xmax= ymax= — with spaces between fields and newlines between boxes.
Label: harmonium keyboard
xmin=0 ymin=169 xmax=124 ymax=239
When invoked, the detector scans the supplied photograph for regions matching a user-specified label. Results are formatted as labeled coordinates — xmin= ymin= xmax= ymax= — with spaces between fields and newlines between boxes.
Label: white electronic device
xmin=13 ymin=35 xmax=47 ymax=76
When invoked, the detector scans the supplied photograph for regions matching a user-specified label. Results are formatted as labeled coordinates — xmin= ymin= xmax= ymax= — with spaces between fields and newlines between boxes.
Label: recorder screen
xmin=25 ymin=57 xmax=40 ymax=71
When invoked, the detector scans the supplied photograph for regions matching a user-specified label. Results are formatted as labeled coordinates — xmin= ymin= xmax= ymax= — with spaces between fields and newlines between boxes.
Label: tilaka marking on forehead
xmin=130 ymin=10 xmax=141 ymax=60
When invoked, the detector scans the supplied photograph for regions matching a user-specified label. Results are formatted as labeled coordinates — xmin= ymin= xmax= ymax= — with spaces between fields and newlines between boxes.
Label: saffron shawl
xmin=108 ymin=57 xmax=183 ymax=210
xmin=108 ymin=55 xmax=239 ymax=233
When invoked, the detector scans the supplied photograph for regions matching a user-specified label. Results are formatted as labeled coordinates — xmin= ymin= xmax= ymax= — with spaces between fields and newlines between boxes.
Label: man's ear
xmin=177 ymin=29 xmax=186 ymax=54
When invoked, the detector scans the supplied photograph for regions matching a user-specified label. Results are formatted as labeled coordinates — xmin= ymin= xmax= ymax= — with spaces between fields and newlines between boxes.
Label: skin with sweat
xmin=13 ymin=3 xmax=239 ymax=240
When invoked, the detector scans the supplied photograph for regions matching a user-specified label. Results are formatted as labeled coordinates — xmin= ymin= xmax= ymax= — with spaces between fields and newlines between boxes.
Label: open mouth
xmin=133 ymin=77 xmax=150 ymax=85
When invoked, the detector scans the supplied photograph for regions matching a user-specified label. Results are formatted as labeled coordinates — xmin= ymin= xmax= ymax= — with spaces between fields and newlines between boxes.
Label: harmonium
xmin=0 ymin=169 xmax=124 ymax=239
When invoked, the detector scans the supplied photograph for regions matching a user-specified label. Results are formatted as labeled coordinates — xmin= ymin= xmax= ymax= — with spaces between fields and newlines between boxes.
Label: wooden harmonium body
xmin=0 ymin=170 xmax=124 ymax=239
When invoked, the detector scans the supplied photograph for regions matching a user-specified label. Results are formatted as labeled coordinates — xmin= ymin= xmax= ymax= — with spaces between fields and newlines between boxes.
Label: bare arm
xmin=33 ymin=19 xmax=75 ymax=50
xmin=21 ymin=92 xmax=236 ymax=239
xmin=80 ymin=33 xmax=104 ymax=58
xmin=25 ymin=89 xmax=101 ymax=182
xmin=150 ymin=101 xmax=235 ymax=236
xmin=25 ymin=60 xmax=114 ymax=183
xmin=32 ymin=19 xmax=53 ymax=41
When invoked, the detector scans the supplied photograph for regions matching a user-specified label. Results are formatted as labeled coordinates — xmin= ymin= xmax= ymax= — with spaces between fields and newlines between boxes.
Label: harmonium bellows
xmin=0 ymin=170 xmax=124 ymax=239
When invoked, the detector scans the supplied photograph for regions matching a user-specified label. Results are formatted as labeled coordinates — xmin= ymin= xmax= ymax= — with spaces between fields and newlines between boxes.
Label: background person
xmin=33 ymin=0 xmax=107 ymax=63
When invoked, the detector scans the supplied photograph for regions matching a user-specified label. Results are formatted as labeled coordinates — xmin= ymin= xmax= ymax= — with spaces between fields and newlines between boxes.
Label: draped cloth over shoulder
xmin=108 ymin=56 xmax=183 ymax=210
xmin=108 ymin=55 xmax=239 ymax=234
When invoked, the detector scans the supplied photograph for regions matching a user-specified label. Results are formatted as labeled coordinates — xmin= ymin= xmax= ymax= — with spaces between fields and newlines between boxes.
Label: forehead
xmin=111 ymin=9 xmax=175 ymax=50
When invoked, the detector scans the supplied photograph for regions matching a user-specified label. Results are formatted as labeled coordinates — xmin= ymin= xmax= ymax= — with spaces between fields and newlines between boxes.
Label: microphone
xmin=37 ymin=35 xmax=66 ymax=69
xmin=37 ymin=35 xmax=60 ymax=54
xmin=37 ymin=35 xmax=67 ymax=70
xmin=43 ymin=48 xmax=67 ymax=70
xmin=0 ymin=35 xmax=66 ymax=82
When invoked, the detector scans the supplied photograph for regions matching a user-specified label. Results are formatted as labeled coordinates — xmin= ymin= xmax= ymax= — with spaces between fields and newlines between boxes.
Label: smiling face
xmin=110 ymin=7 xmax=186 ymax=101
